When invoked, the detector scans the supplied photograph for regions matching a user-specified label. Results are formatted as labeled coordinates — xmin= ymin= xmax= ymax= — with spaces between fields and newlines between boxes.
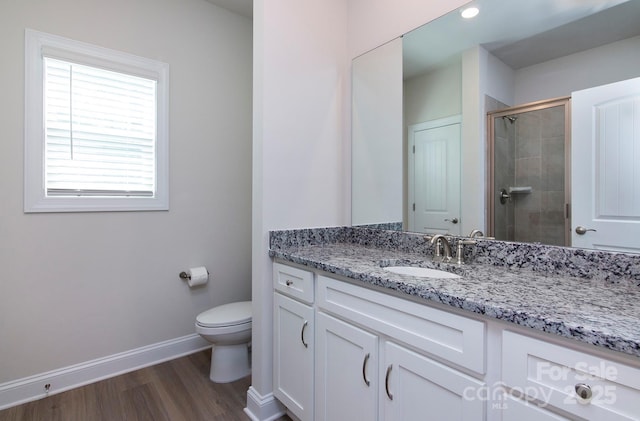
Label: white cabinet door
xmin=315 ymin=312 xmax=378 ymax=421
xmin=273 ymin=293 xmax=314 ymax=421
xmin=381 ymin=341 xmax=485 ymax=421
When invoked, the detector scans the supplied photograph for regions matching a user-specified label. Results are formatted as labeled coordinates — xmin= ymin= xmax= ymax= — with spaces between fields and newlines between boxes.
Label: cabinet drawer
xmin=502 ymin=330 xmax=640 ymax=420
xmin=317 ymin=275 xmax=485 ymax=374
xmin=501 ymin=393 xmax=571 ymax=421
xmin=273 ymin=262 xmax=314 ymax=304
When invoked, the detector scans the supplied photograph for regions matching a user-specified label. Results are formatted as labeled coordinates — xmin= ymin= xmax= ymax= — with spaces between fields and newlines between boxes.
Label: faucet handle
xmin=456 ymin=239 xmax=477 ymax=265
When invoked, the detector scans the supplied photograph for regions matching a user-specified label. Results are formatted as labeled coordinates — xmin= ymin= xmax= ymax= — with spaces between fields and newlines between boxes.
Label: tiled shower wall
xmin=514 ymin=106 xmax=565 ymax=245
xmin=490 ymin=100 xmax=566 ymax=246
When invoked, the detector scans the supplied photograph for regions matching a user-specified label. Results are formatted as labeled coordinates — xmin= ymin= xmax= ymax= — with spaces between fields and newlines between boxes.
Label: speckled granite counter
xmin=269 ymin=227 xmax=640 ymax=358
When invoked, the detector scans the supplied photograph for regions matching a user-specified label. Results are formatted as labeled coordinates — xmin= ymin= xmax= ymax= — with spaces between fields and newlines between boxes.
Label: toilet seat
xmin=196 ymin=301 xmax=251 ymax=328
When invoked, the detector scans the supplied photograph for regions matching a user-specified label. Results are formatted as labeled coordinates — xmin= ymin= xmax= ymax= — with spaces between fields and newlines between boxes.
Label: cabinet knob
xmin=285 ymin=280 xmax=293 ymax=286
xmin=575 ymin=383 xmax=592 ymax=400
xmin=444 ymin=217 xmax=459 ymax=224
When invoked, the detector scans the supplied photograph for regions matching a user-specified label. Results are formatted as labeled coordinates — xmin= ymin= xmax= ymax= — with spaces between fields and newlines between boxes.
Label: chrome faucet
xmin=429 ymin=234 xmax=453 ymax=263
xmin=468 ymin=229 xmax=484 ymax=238
xmin=468 ymin=229 xmax=495 ymax=240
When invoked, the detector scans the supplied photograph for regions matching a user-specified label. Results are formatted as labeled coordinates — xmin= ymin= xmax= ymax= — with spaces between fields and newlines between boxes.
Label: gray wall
xmin=515 ymin=35 xmax=640 ymax=104
xmin=0 ymin=0 xmax=252 ymax=384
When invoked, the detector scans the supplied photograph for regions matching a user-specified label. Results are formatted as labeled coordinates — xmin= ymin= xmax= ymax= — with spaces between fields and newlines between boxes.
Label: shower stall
xmin=487 ymin=97 xmax=571 ymax=246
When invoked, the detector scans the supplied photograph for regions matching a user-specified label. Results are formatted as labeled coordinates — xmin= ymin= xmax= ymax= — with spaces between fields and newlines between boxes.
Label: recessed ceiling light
xmin=461 ymin=7 xmax=480 ymax=19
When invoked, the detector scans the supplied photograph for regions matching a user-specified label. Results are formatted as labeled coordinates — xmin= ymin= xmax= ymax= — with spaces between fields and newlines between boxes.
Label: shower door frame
xmin=486 ymin=96 xmax=572 ymax=246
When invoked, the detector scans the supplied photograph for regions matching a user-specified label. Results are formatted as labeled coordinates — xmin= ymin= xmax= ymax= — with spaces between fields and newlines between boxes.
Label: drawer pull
xmin=575 ymin=383 xmax=592 ymax=400
xmin=285 ymin=280 xmax=293 ymax=286
xmin=362 ymin=353 xmax=371 ymax=387
xmin=385 ymin=364 xmax=393 ymax=400
xmin=301 ymin=321 xmax=309 ymax=348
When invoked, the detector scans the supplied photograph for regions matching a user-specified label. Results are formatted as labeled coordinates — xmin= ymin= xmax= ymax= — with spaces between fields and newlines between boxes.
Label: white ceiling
xmin=403 ymin=0 xmax=640 ymax=79
xmin=205 ymin=0 xmax=252 ymax=18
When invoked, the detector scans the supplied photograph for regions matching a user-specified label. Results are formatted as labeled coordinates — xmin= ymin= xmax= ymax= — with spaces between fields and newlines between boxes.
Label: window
xmin=24 ymin=29 xmax=169 ymax=212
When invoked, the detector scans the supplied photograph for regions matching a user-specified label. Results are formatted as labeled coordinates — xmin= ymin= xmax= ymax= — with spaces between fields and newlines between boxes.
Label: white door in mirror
xmin=408 ymin=116 xmax=461 ymax=236
xmin=572 ymin=77 xmax=640 ymax=253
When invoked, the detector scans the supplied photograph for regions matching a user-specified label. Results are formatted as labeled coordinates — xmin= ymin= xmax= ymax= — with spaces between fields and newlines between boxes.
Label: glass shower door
xmin=487 ymin=98 xmax=570 ymax=246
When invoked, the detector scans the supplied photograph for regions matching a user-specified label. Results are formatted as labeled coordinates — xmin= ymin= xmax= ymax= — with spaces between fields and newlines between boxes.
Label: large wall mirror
xmin=351 ymin=0 xmax=640 ymax=253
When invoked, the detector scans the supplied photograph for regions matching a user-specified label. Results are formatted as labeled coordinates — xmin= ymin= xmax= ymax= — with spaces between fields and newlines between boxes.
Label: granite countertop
xmin=270 ymin=242 xmax=640 ymax=359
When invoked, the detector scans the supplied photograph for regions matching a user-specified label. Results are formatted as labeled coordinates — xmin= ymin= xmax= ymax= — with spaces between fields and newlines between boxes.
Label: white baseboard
xmin=244 ymin=386 xmax=286 ymax=421
xmin=0 ymin=333 xmax=210 ymax=411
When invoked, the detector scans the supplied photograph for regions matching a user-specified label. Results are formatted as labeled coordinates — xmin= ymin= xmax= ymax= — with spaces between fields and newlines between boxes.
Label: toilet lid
xmin=196 ymin=301 xmax=252 ymax=328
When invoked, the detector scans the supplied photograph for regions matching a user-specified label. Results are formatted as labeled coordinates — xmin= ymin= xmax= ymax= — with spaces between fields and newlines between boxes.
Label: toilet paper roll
xmin=187 ymin=266 xmax=209 ymax=287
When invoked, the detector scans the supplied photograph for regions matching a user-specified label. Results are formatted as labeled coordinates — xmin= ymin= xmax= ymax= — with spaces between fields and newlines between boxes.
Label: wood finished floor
xmin=0 ymin=350 xmax=292 ymax=421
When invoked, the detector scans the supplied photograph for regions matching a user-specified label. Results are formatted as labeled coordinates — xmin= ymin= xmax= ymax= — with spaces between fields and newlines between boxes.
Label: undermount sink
xmin=383 ymin=266 xmax=461 ymax=279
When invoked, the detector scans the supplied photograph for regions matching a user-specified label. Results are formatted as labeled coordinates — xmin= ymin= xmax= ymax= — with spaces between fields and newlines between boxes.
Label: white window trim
xmin=24 ymin=29 xmax=170 ymax=212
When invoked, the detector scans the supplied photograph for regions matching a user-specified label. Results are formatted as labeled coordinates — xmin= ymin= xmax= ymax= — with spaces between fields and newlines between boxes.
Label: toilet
xmin=195 ymin=301 xmax=252 ymax=383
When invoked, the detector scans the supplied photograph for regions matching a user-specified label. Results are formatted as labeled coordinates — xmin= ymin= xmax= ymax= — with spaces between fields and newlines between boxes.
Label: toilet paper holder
xmin=179 ymin=269 xmax=209 ymax=280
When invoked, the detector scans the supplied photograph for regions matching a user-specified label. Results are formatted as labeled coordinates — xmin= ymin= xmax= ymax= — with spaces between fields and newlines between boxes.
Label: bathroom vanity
xmin=270 ymin=227 xmax=640 ymax=421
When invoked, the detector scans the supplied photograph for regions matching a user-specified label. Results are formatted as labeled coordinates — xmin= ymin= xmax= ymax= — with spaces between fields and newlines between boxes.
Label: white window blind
xmin=44 ymin=57 xmax=157 ymax=197
xmin=25 ymin=29 xmax=169 ymax=213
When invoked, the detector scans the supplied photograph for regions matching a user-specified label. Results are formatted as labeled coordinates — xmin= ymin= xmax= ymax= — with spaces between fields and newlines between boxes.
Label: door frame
xmin=486 ymin=97 xmax=572 ymax=245
xmin=407 ymin=115 xmax=461 ymax=233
